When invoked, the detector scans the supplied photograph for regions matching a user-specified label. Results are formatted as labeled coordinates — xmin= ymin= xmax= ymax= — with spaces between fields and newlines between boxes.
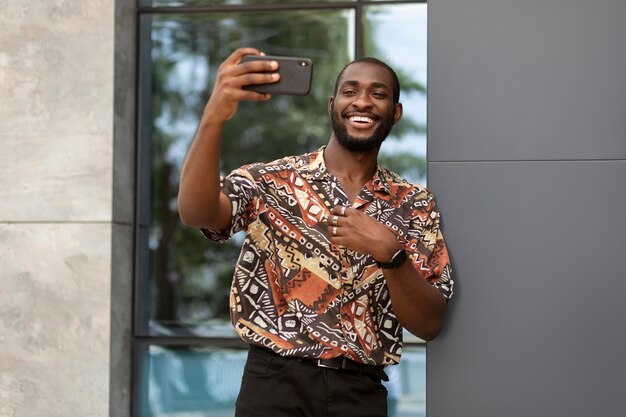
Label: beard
xmin=330 ymin=105 xmax=395 ymax=152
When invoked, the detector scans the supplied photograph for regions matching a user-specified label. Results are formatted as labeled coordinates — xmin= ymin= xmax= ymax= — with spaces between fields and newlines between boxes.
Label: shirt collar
xmin=299 ymin=146 xmax=332 ymax=181
xmin=371 ymin=166 xmax=393 ymax=195
xmin=300 ymin=146 xmax=393 ymax=196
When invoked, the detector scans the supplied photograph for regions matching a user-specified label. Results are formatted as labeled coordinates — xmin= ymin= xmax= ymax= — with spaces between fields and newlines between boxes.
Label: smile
xmin=349 ymin=116 xmax=374 ymax=124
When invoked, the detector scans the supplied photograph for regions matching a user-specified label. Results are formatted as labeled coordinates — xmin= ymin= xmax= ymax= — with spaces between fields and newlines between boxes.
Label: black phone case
xmin=241 ymin=55 xmax=313 ymax=96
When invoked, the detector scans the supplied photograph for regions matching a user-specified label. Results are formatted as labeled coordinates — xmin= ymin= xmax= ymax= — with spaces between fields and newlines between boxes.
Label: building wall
xmin=0 ymin=1 xmax=133 ymax=416
xmin=427 ymin=1 xmax=626 ymax=416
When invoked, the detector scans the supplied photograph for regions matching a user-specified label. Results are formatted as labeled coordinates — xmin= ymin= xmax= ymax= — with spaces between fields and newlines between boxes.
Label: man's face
xmin=329 ymin=62 xmax=401 ymax=152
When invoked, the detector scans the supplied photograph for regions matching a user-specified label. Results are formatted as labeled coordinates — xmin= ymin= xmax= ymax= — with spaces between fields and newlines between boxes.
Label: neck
xmin=324 ymin=136 xmax=379 ymax=185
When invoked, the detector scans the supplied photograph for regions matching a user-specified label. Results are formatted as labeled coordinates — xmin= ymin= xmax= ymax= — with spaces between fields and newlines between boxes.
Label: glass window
xmin=136 ymin=344 xmax=248 ymax=417
xmin=364 ymin=3 xmax=428 ymax=185
xmin=137 ymin=344 xmax=425 ymax=417
xmin=135 ymin=2 xmax=428 ymax=415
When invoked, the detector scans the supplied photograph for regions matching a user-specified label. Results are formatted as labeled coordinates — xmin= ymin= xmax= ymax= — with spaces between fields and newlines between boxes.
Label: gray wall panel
xmin=428 ymin=2 xmax=626 ymax=415
xmin=428 ymin=0 xmax=626 ymax=162
xmin=427 ymin=161 xmax=626 ymax=417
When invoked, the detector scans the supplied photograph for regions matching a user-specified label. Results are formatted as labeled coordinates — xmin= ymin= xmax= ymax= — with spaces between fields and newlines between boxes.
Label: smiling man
xmin=178 ymin=48 xmax=454 ymax=417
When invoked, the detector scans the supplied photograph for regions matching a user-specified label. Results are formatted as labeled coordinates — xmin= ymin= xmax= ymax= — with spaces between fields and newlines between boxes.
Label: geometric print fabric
xmin=202 ymin=147 xmax=453 ymax=366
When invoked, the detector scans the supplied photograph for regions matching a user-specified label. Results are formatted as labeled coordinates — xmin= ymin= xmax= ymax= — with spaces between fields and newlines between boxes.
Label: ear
xmin=328 ymin=96 xmax=336 ymax=115
xmin=393 ymin=103 xmax=403 ymax=124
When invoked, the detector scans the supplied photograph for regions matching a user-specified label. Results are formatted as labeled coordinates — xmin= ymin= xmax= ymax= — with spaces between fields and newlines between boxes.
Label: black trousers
xmin=235 ymin=346 xmax=388 ymax=417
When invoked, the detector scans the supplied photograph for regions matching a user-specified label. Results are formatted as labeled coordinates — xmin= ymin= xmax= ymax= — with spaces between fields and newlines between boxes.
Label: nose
xmin=351 ymin=91 xmax=373 ymax=110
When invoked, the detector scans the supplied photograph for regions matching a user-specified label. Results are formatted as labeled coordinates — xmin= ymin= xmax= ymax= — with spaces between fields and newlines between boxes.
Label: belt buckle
xmin=317 ymin=358 xmax=341 ymax=370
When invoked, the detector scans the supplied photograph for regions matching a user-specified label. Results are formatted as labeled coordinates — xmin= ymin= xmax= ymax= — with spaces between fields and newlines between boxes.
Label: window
xmin=135 ymin=1 xmax=428 ymax=416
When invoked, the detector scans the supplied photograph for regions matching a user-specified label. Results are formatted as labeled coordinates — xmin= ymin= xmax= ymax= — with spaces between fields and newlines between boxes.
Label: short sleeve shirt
xmin=202 ymin=147 xmax=453 ymax=366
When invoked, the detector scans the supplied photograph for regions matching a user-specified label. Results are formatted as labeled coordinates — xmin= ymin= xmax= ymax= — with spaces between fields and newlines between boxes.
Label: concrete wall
xmin=427 ymin=0 xmax=626 ymax=416
xmin=0 ymin=1 xmax=134 ymax=416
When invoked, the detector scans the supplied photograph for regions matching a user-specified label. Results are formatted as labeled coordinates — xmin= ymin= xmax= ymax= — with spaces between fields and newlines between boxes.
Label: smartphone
xmin=241 ymin=55 xmax=313 ymax=96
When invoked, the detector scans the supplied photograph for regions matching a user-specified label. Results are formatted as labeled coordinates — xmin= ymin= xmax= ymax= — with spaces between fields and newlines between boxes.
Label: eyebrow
xmin=341 ymin=80 xmax=390 ymax=91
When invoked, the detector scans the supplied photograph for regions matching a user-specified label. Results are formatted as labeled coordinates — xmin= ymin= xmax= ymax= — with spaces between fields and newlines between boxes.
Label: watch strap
xmin=376 ymin=248 xmax=408 ymax=269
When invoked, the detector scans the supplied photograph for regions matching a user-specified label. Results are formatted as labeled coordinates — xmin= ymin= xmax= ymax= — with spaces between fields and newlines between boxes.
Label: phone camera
xmin=298 ymin=60 xmax=309 ymax=67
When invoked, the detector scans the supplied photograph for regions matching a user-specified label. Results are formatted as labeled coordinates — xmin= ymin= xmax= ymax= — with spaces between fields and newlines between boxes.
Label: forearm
xmin=178 ymin=47 xmax=280 ymax=229
xmin=178 ymin=117 xmax=228 ymax=229
xmin=325 ymin=206 xmax=448 ymax=340
xmin=382 ymin=261 xmax=447 ymax=341
xmin=363 ymin=215 xmax=448 ymax=340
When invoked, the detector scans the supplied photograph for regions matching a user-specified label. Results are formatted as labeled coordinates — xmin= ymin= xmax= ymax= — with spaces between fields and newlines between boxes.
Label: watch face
xmin=378 ymin=249 xmax=407 ymax=269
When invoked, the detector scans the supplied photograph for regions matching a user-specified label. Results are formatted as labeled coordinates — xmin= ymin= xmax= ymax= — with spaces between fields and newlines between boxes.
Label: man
xmin=178 ymin=47 xmax=454 ymax=417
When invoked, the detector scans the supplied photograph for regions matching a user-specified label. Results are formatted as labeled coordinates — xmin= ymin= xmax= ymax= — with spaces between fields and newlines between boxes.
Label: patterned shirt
xmin=203 ymin=147 xmax=453 ymax=366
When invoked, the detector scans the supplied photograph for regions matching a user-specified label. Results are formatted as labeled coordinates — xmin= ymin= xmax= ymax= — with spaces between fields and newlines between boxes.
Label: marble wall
xmin=0 ymin=224 xmax=112 ymax=417
xmin=0 ymin=0 xmax=133 ymax=416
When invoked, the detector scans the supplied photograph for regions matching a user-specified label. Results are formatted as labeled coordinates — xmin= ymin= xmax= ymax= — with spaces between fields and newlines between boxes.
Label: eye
xmin=372 ymin=91 xmax=387 ymax=99
xmin=342 ymin=89 xmax=357 ymax=96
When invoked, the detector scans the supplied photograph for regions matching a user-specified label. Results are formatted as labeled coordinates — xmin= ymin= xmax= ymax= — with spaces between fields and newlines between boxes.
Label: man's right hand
xmin=203 ymin=47 xmax=280 ymax=124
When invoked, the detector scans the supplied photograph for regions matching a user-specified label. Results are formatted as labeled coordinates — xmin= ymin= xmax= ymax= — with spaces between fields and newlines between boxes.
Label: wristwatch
xmin=376 ymin=248 xmax=408 ymax=269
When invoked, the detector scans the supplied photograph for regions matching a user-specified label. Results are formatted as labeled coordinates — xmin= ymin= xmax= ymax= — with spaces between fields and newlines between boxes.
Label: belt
xmin=250 ymin=345 xmax=388 ymax=381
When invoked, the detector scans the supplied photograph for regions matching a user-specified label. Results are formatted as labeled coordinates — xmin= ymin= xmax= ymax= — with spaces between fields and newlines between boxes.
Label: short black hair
xmin=333 ymin=57 xmax=401 ymax=104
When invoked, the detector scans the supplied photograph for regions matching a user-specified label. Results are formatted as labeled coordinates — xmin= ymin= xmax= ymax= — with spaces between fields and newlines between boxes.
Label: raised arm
xmin=178 ymin=48 xmax=280 ymax=230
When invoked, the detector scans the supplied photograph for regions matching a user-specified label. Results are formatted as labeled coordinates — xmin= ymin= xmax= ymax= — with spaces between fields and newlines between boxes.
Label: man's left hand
xmin=326 ymin=206 xmax=402 ymax=263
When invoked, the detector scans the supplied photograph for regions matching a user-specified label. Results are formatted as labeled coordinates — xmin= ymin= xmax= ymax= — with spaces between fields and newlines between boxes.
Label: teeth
xmin=350 ymin=116 xmax=373 ymax=123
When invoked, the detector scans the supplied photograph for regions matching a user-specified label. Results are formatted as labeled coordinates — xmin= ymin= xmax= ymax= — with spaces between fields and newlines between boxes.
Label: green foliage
xmin=378 ymin=152 xmax=427 ymax=183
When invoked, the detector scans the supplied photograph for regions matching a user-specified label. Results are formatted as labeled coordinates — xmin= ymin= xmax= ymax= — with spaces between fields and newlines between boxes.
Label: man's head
xmin=333 ymin=58 xmax=401 ymax=105
xmin=329 ymin=58 xmax=403 ymax=153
